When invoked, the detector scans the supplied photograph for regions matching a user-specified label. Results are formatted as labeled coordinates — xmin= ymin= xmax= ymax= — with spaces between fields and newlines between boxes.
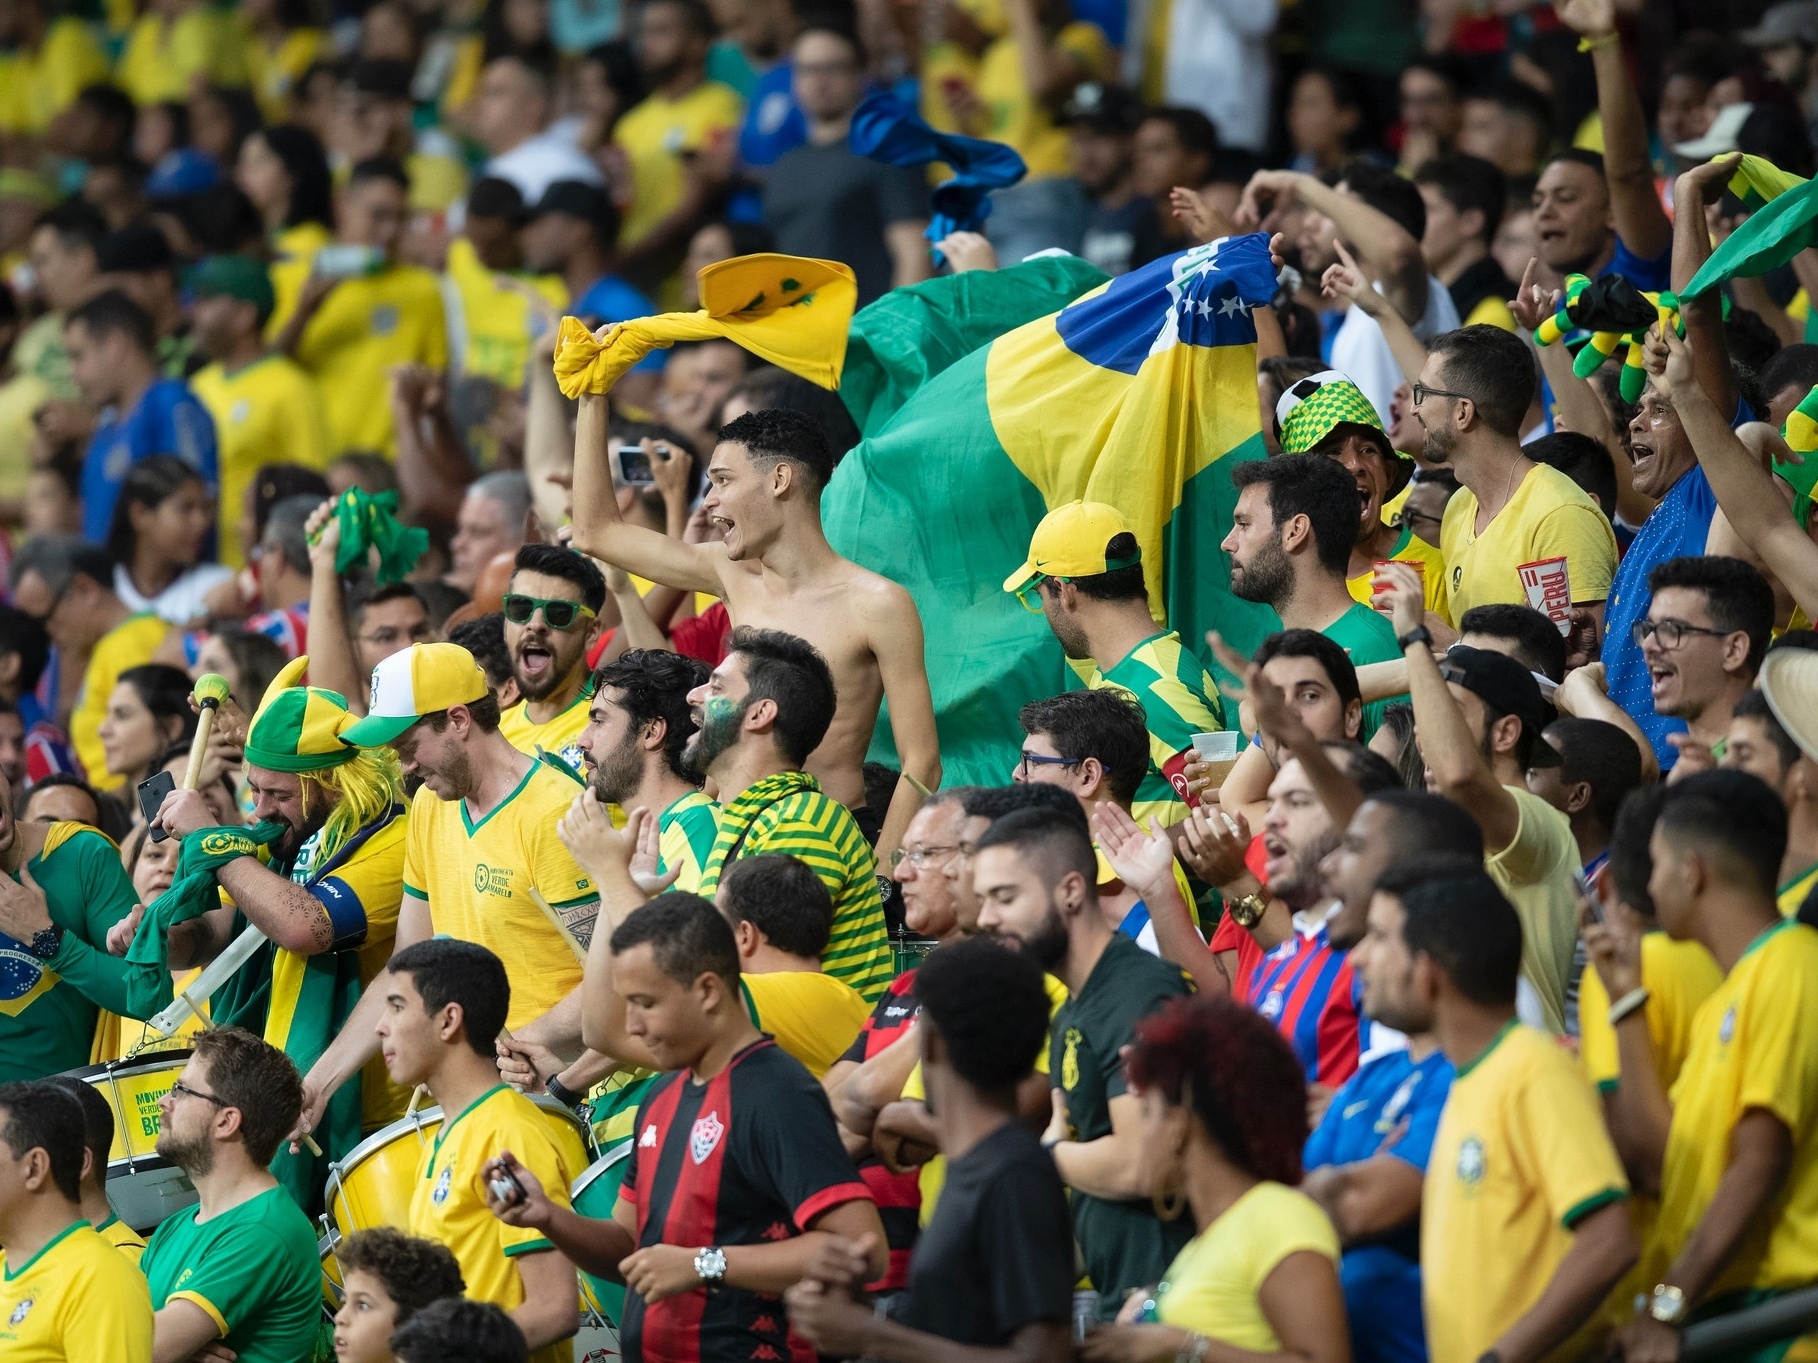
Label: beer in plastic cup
xmin=1190 ymin=731 xmax=1242 ymax=791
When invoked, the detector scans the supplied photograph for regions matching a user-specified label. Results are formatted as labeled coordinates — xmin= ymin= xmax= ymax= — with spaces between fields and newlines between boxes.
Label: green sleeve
xmin=48 ymin=833 xmax=171 ymax=1020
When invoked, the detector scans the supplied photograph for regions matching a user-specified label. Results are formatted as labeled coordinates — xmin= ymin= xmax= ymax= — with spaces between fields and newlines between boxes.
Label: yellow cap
xmin=1002 ymin=501 xmax=1141 ymax=598
xmin=341 ymin=643 xmax=490 ymax=748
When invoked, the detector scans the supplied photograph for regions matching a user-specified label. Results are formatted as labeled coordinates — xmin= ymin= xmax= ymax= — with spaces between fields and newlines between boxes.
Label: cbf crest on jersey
xmin=433 ymin=1166 xmax=453 ymax=1205
xmin=690 ymin=1111 xmax=724 ymax=1165
xmin=8 ymin=1296 xmax=34 ymax=1325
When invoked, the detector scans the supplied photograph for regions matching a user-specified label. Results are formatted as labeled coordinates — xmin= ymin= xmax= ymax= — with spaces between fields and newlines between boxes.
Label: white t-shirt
xmin=114 ymin=562 xmax=235 ymax=625
xmin=1329 ymin=274 xmax=1461 ymax=432
xmin=485 ymin=127 xmax=603 ymax=204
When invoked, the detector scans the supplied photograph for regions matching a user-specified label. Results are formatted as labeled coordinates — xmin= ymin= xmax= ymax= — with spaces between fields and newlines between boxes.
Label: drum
xmin=891 ymin=933 xmax=938 ymax=978
xmin=572 ymin=1145 xmax=632 ymax=1328
xmin=68 ymin=1050 xmax=199 ymax=1232
xmin=323 ymin=1094 xmax=593 ymax=1242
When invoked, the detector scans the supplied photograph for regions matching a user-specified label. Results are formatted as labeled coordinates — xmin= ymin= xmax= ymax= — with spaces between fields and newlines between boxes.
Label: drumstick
xmin=182 ymin=674 xmax=233 ymax=791
xmin=526 ymin=888 xmax=589 ymax=963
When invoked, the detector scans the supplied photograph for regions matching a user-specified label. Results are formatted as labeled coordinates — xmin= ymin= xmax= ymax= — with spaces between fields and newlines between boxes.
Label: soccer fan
xmin=661 ymin=628 xmax=892 ymax=998
xmin=152 ymin=657 xmax=410 ymax=1201
xmin=1415 ymin=326 xmax=1617 ymax=627
xmin=296 ymin=643 xmax=598 ymax=1144
xmin=485 ymin=893 xmax=886 ymax=1360
xmin=573 ymin=406 xmax=939 ymax=862
xmin=187 ymin=254 xmax=331 ymax=568
xmin=497 ymin=544 xmax=608 ymax=771
xmin=973 ymin=805 xmax=1191 ymax=1319
xmin=1730 ymin=665 xmax=1818 ymax=912
xmin=1382 ymin=565 xmax=1582 ymax=1034
xmin=65 ymin=287 xmax=217 ymax=543
xmin=0 ymin=1081 xmax=153 ymax=1361
xmin=269 ymin=156 xmax=447 ymax=456
xmin=1525 ymin=717 xmax=1645 ymax=882
xmin=1006 ymin=500 xmax=1225 ymax=829
xmin=1413 ymin=154 xmax=1517 ymax=331
xmin=447 ymin=471 xmax=535 ymax=597
xmin=330 ymin=1228 xmax=466 ymax=1363
xmin=1590 ymin=772 xmax=1818 ymax=1360
xmin=715 ymin=853 xmax=870 ymax=1077
xmin=376 ymin=939 xmax=581 ymax=1362
xmin=140 ymin=1028 xmax=321 ymax=1363
xmin=0 ymin=763 xmax=164 ymax=1082
xmin=576 ymin=650 xmax=718 ymax=892
xmin=1634 ymin=556 xmax=1774 ymax=770
xmin=1394 ymin=870 xmax=1638 ymax=1362
xmin=787 ymin=937 xmax=1073 ymax=1361
xmin=391 ymin=1298 xmax=529 ymax=1363
xmin=1225 ymin=453 xmax=1405 ymax=733
xmin=42 ymin=1074 xmax=145 ymax=1262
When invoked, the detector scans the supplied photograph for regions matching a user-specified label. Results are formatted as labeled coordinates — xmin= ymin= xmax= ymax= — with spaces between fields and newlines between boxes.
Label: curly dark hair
xmin=335 ymin=1228 xmax=465 ymax=1324
xmin=592 ymin=648 xmax=709 ymax=780
xmin=1126 ymin=995 xmax=1308 ymax=1184
xmin=718 ymin=408 xmax=837 ymax=493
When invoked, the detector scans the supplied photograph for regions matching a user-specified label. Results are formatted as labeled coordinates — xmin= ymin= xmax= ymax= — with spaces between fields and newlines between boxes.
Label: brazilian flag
xmin=824 ymin=234 xmax=1283 ymax=784
xmin=1685 ymin=155 xmax=1818 ymax=300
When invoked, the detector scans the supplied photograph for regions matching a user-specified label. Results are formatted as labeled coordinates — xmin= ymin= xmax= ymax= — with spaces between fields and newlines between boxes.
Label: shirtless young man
xmin=571 ymin=400 xmax=940 ymax=859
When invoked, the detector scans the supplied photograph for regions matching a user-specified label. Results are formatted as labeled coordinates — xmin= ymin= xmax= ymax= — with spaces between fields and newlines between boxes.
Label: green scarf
xmin=126 ymin=823 xmax=287 ymax=967
xmin=325 ymin=487 xmax=429 ymax=586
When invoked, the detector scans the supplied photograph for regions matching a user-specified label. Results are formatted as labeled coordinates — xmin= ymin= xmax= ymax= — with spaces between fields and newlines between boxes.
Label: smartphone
xmin=138 ymin=770 xmax=177 ymax=842
xmin=615 ymin=443 xmax=655 ymax=486
xmin=489 ymin=1165 xmax=527 ymax=1207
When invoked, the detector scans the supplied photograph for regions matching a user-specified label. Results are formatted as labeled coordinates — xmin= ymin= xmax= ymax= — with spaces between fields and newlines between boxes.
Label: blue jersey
xmin=1243 ymin=924 xmax=1363 ymax=1088
xmin=573 ymin=274 xmax=664 ymax=372
xmin=1304 ymin=1048 xmax=1455 ymax=1363
xmin=82 ymin=378 xmax=218 ymax=542
xmin=738 ymin=60 xmax=806 ymax=169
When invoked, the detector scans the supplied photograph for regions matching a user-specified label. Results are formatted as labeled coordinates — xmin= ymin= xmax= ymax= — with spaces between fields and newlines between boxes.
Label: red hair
xmin=1126 ymin=995 xmax=1308 ymax=1184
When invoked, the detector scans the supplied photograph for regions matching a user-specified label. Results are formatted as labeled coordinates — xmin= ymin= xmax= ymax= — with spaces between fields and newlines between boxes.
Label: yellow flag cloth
xmin=552 ymin=253 xmax=857 ymax=398
xmin=1727 ymin=153 xmax=1809 ymax=212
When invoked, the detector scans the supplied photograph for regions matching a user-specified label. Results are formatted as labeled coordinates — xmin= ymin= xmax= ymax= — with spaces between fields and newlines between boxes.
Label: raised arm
xmin=569 ymin=393 xmax=726 ymax=595
xmin=1672 ymin=155 xmax=1744 ymax=420
xmin=302 ymin=501 xmax=366 ymax=713
xmin=1556 ymin=0 xmax=1669 ymax=262
xmin=869 ymin=583 xmax=942 ymax=866
xmin=524 ymin=332 xmax=577 ymax=537
xmin=1092 ymin=803 xmax=1221 ymax=992
xmin=567 ymin=795 xmax=661 ymax=1065
xmin=1322 ymin=240 xmax=1430 ymax=386
xmin=1238 ymin=170 xmax=1427 ymax=323
xmin=390 ymin=364 xmax=474 ymax=530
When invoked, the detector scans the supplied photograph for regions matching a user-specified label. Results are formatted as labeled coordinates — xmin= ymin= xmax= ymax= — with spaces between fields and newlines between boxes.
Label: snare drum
xmin=67 ymin=1050 xmax=198 ymax=1232
xmin=323 ymin=1094 xmax=593 ymax=1242
xmin=572 ymin=1145 xmax=633 ymax=1327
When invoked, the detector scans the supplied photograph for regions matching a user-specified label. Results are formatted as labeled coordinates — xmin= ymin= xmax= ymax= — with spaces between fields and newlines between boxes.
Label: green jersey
xmin=657 ymin=788 xmax=721 ymax=895
xmin=1323 ymin=601 xmax=1407 ymax=738
xmin=1052 ymin=933 xmax=1191 ymax=1318
xmin=2 ymin=823 xmax=166 ymax=1081
xmin=142 ymin=1186 xmax=319 ymax=1363
xmin=1075 ymin=630 xmax=1226 ymax=831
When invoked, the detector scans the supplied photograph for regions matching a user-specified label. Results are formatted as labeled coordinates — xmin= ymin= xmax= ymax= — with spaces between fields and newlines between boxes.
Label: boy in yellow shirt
xmin=0 ymin=1080 xmax=153 ymax=1362
xmin=1601 ymin=772 xmax=1818 ymax=1360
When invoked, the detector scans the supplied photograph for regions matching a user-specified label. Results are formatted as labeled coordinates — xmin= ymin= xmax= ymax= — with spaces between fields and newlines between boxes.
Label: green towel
xmin=327 ymin=487 xmax=429 ymax=586
xmin=126 ymin=823 xmax=287 ymax=967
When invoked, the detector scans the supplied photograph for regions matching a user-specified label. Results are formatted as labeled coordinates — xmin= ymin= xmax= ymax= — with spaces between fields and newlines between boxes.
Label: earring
xmin=1151 ymin=1163 xmax=1187 ymax=1222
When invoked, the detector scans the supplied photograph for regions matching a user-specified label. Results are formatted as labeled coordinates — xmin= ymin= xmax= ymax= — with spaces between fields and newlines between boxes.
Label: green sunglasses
xmin=502 ymin=593 xmax=597 ymax=631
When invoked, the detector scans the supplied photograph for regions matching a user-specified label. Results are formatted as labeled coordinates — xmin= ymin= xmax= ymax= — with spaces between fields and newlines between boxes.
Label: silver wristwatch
xmin=693 ymin=1246 xmax=727 ymax=1286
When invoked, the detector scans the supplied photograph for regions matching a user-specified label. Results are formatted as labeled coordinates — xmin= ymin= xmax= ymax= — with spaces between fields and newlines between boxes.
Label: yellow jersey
xmin=0 ymin=1220 xmax=152 ymax=1363
xmin=1346 ymin=523 xmax=1452 ymax=627
xmin=1658 ymin=919 xmax=1818 ymax=1297
xmin=1780 ymin=861 xmax=1818 ymax=919
xmin=400 ymin=761 xmax=596 ymax=1031
xmin=410 ymin=1085 xmax=581 ymax=1363
xmin=613 ymin=82 xmax=746 ymax=248
xmin=271 ymin=221 xmax=332 ymax=266
xmin=497 ymin=689 xmax=593 ymax=774
xmin=72 ymin=613 xmax=170 ymax=791
xmin=242 ymin=26 xmax=324 ymax=123
xmin=1423 ymin=1022 xmax=1629 ymax=1363
xmin=269 ymin=255 xmax=448 ymax=455
xmin=1152 ymin=1182 xmax=1340 ymax=1349
xmin=190 ymin=354 xmax=333 ymax=567
xmin=444 ymin=236 xmax=567 ymax=388
xmin=740 ymin=970 xmax=871 ymax=1079
xmin=115 ymin=9 xmax=242 ymax=105
xmin=0 ymin=18 xmax=108 ymax=136
xmin=973 ymin=23 xmax=1109 ymax=178
xmin=1439 ymin=463 xmax=1618 ymax=620
xmin=1482 ymin=788 xmax=1581 ymax=1035
xmin=94 ymin=1215 xmax=146 ymax=1267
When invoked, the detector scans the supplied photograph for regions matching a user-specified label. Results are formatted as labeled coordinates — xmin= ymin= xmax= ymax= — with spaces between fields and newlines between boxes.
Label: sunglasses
xmin=502 ymin=593 xmax=597 ymax=631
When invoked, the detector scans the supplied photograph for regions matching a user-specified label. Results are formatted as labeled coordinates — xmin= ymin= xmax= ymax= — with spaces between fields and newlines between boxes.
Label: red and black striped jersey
xmin=837 ymin=969 xmax=925 ymax=1289
xmin=620 ymin=1038 xmax=873 ymax=1363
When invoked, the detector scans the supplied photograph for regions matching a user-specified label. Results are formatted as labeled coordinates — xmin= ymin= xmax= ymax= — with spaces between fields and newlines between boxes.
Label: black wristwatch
xmin=26 ymin=925 xmax=64 ymax=962
xmin=545 ymin=1073 xmax=584 ymax=1111
xmin=1398 ymin=624 xmax=1433 ymax=653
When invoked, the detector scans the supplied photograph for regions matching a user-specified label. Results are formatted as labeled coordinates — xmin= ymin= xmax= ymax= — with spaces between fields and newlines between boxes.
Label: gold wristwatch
xmin=1226 ymin=892 xmax=1268 ymax=929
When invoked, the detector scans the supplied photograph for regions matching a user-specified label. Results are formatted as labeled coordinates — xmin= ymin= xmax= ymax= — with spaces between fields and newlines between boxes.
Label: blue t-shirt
xmin=1304 ymin=1047 xmax=1454 ymax=1363
xmin=1601 ymin=463 xmax=1720 ymax=769
xmin=573 ymin=274 xmax=665 ymax=372
xmin=81 ymin=378 xmax=218 ymax=542
xmin=1609 ymin=232 xmax=1672 ymax=293
xmin=739 ymin=60 xmax=806 ymax=169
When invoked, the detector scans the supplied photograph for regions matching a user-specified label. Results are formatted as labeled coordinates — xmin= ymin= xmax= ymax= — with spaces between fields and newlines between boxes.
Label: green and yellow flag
xmin=1685 ymin=155 xmax=1818 ymax=299
xmin=824 ymin=235 xmax=1282 ymax=783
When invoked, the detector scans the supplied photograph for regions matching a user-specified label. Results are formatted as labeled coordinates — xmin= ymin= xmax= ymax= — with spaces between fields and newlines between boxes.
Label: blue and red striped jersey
xmin=621 ymin=1038 xmax=873 ymax=1363
xmin=1241 ymin=923 xmax=1364 ymax=1088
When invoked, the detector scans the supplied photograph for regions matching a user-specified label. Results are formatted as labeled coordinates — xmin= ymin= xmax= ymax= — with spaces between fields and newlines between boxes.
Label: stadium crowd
xmin=8 ymin=0 xmax=1818 ymax=1360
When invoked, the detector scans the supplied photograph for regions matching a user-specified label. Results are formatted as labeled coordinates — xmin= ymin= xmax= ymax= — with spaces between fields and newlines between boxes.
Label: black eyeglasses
xmin=1017 ymin=752 xmax=1082 ymax=779
xmin=502 ymin=593 xmax=597 ymax=631
xmin=169 ymin=1079 xmax=230 ymax=1108
xmin=1411 ymin=382 xmax=1470 ymax=406
xmin=1632 ymin=618 xmax=1732 ymax=650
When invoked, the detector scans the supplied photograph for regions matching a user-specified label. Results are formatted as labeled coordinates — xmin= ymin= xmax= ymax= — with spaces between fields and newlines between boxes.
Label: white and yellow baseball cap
xmin=342 ymin=642 xmax=489 ymax=748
